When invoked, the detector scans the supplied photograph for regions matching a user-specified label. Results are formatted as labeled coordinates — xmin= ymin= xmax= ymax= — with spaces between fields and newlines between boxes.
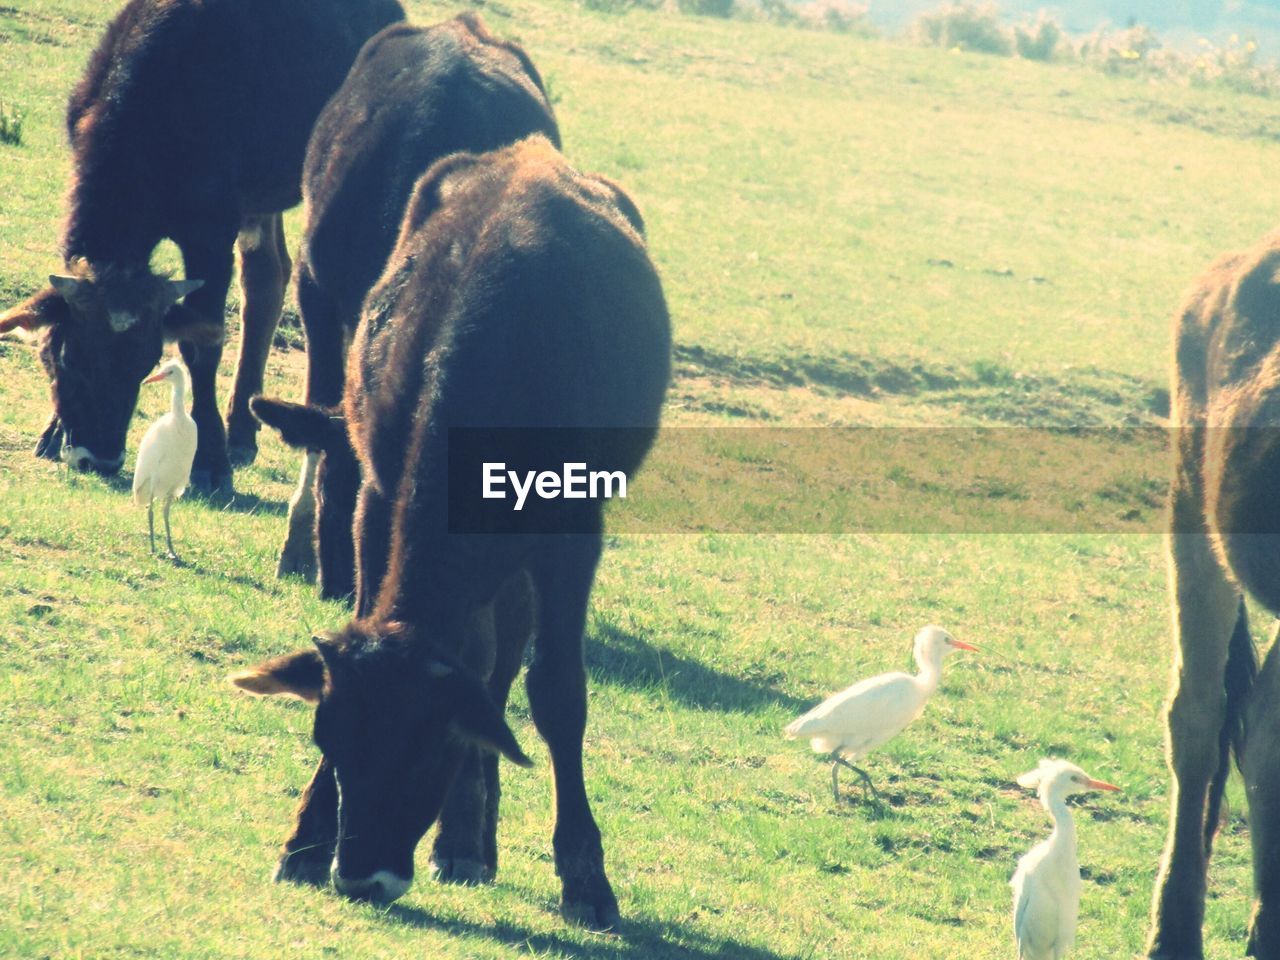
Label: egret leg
xmin=162 ymin=498 xmax=180 ymax=563
xmin=830 ymin=753 xmax=880 ymax=802
xmin=147 ymin=500 xmax=156 ymax=554
xmin=846 ymin=762 xmax=881 ymax=801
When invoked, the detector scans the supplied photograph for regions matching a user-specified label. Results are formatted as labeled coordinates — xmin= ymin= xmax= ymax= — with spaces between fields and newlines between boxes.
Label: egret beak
xmin=949 ymin=639 xmax=979 ymax=652
xmin=1085 ymin=778 xmax=1121 ymax=792
xmin=143 ymin=371 xmax=167 ymax=384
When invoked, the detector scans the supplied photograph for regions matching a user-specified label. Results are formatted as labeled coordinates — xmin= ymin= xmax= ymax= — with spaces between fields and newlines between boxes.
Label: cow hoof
xmin=429 ymin=857 xmax=489 ymax=885
xmin=227 ymin=442 xmax=258 ymax=467
xmin=188 ymin=468 xmax=234 ymax=497
xmin=273 ymin=851 xmax=332 ymax=887
xmin=34 ymin=416 xmax=64 ymax=461
xmin=561 ymin=895 xmax=620 ymax=932
xmin=276 ymin=545 xmax=317 ymax=584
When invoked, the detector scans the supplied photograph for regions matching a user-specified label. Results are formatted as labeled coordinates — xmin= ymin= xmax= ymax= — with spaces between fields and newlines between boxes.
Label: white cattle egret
xmin=132 ymin=359 xmax=197 ymax=560
xmin=1011 ymin=758 xmax=1120 ymax=960
xmin=783 ymin=625 xmax=977 ymax=800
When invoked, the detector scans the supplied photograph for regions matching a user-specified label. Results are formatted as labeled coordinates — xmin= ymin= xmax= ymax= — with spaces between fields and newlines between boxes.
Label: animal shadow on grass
xmin=76 ymin=468 xmax=285 ymax=516
xmin=586 ymin=623 xmax=809 ymax=715
xmin=188 ymin=487 xmax=288 ymax=517
xmin=382 ymin=901 xmax=804 ymax=960
xmin=174 ymin=557 xmax=269 ymax=593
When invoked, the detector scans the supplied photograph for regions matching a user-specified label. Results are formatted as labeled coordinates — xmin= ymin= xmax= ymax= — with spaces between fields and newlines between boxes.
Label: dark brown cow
xmin=252 ymin=13 xmax=559 ymax=593
xmin=0 ymin=0 xmax=404 ymax=491
xmin=1149 ymin=230 xmax=1280 ymax=958
xmin=232 ymin=135 xmax=671 ymax=930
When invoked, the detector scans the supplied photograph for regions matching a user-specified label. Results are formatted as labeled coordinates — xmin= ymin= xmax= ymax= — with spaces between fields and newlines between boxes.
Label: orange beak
xmin=1085 ymin=778 xmax=1121 ymax=792
xmin=949 ymin=639 xmax=979 ymax=652
xmin=143 ymin=371 xmax=167 ymax=384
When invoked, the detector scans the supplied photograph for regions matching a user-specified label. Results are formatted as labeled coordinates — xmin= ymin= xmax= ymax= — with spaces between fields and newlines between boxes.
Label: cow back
xmin=300 ymin=14 xmax=561 ymax=328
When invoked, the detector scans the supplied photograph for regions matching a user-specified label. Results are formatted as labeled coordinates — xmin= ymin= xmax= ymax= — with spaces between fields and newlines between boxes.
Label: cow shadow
xmin=585 ymin=622 xmax=809 ymax=715
xmin=78 ymin=470 xmax=287 ymax=516
xmin=173 ymin=557 xmax=271 ymax=593
xmin=381 ymin=900 xmax=803 ymax=960
xmin=187 ymin=487 xmax=288 ymax=516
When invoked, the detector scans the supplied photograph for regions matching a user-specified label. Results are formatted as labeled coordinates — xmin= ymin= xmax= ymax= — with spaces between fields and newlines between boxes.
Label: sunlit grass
xmin=0 ymin=0 xmax=1272 ymax=957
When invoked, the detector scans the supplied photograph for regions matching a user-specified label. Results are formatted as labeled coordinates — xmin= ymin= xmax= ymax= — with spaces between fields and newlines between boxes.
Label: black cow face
xmin=0 ymin=263 xmax=205 ymax=472
xmin=230 ymin=623 xmax=532 ymax=903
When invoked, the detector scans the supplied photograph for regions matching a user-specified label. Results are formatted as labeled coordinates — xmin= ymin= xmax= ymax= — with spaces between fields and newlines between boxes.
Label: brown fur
xmin=270 ymin=13 xmax=559 ymax=582
xmin=1150 ymin=230 xmax=1280 ymax=958
xmin=233 ymin=137 xmax=670 ymax=927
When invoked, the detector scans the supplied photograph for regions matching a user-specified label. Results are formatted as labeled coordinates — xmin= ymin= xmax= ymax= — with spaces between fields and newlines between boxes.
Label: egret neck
xmin=165 ymin=370 xmax=188 ymax=417
xmin=912 ymin=642 xmax=947 ymax=696
xmin=1039 ymin=783 xmax=1079 ymax=870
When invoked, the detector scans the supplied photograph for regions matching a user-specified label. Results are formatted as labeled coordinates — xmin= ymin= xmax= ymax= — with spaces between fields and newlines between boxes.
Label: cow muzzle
xmin=331 ymin=865 xmax=411 ymax=903
xmin=61 ymin=444 xmax=125 ymax=475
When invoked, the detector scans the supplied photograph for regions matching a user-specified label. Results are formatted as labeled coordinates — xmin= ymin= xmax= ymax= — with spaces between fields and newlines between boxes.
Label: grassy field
xmin=0 ymin=1 xmax=1275 ymax=957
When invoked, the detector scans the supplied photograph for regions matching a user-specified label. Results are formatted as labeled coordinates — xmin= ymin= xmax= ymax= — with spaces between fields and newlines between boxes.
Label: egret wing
xmin=1012 ymin=859 xmax=1059 ymax=960
xmin=786 ymin=672 xmax=918 ymax=754
xmin=132 ymin=419 xmax=168 ymax=504
xmin=133 ymin=417 xmax=197 ymax=502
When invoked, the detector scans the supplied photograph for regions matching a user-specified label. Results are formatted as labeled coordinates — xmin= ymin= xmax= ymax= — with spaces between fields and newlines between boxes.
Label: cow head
xmin=230 ymin=621 xmax=532 ymax=902
xmin=0 ymin=260 xmax=210 ymax=473
xmin=250 ymin=396 xmax=359 ymax=603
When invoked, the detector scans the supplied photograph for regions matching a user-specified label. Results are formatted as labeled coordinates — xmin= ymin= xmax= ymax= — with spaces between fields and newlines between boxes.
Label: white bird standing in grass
xmin=783 ymin=625 xmax=976 ymax=801
xmin=132 ymin=359 xmax=197 ymax=560
xmin=1011 ymin=758 xmax=1120 ymax=960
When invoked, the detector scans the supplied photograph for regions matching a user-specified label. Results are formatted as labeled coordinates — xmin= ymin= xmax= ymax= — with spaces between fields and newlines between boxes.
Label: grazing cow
xmin=254 ymin=13 xmax=559 ymax=590
xmin=1148 ymin=230 xmax=1280 ymax=958
xmin=0 ymin=0 xmax=404 ymax=491
xmin=231 ymin=136 xmax=671 ymax=929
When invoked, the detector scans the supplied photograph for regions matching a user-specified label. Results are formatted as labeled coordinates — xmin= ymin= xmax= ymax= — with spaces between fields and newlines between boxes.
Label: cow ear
xmin=0 ymin=287 xmax=71 ymax=335
xmin=403 ymin=152 xmax=482 ymax=234
xmin=48 ymin=274 xmax=90 ymax=302
xmin=591 ymin=174 xmax=646 ymax=237
xmin=163 ymin=302 xmax=224 ymax=346
xmin=442 ymin=669 xmax=533 ymax=767
xmin=167 ymin=278 xmax=204 ymax=302
xmin=229 ymin=648 xmax=325 ymax=703
xmin=251 ymin=396 xmax=345 ymax=453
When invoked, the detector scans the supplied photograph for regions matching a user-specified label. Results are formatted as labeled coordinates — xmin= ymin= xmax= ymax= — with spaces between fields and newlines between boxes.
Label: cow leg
xmin=275 ymin=758 xmax=339 ymax=886
xmin=483 ymin=573 xmax=536 ymax=877
xmin=432 ymin=576 xmax=534 ymax=884
xmin=278 ymin=450 xmax=319 ymax=583
xmin=1245 ymin=629 xmax=1280 ymax=957
xmin=430 ymin=745 xmax=489 ymax=885
xmin=525 ymin=534 xmax=618 ymax=931
xmin=353 ymin=481 xmax=392 ymax=618
xmin=226 ymin=212 xmax=291 ymax=466
xmin=431 ymin=596 xmax=496 ymax=883
xmin=276 ymin=263 xmax=344 ymax=582
xmin=298 ymin=261 xmax=346 ymax=410
xmin=176 ymin=235 xmax=236 ymax=494
xmin=1147 ymin=524 xmax=1240 ymax=959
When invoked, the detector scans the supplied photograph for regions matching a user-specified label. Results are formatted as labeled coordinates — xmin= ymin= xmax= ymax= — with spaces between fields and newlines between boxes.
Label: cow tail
xmin=1205 ymin=596 xmax=1258 ymax=852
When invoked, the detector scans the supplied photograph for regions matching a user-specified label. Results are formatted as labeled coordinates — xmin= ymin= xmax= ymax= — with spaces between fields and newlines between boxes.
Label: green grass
xmin=0 ymin=0 xmax=1273 ymax=957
